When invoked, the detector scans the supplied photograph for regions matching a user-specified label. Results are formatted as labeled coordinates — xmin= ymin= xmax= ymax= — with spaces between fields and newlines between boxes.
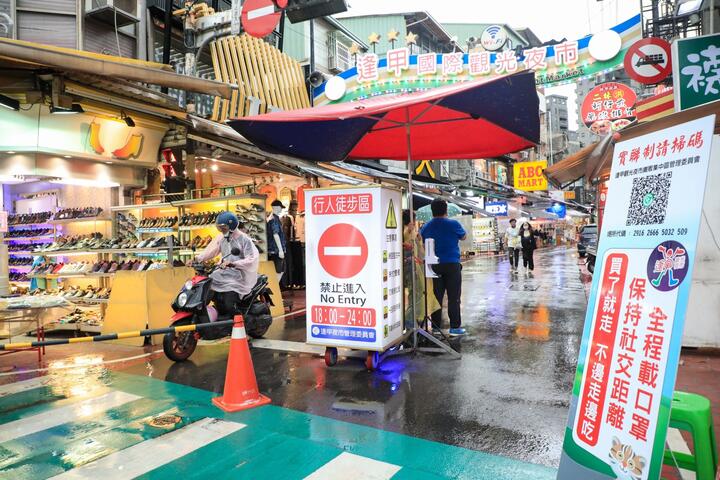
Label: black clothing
xmin=430 ymin=263 xmax=463 ymax=329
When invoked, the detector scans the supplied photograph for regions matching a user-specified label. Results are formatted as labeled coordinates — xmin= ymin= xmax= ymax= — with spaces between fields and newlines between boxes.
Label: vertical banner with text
xmin=558 ymin=115 xmax=715 ymax=480
xmin=305 ymin=186 xmax=403 ymax=351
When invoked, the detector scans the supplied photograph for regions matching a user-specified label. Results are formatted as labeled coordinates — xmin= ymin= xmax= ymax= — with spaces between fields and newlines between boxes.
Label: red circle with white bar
xmin=624 ymin=38 xmax=672 ymax=85
xmin=318 ymin=223 xmax=368 ymax=279
xmin=241 ymin=0 xmax=282 ymax=38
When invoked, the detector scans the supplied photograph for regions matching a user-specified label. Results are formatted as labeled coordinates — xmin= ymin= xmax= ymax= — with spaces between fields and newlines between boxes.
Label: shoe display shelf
xmin=471 ymin=217 xmax=500 ymax=255
xmin=5 ymin=210 xmax=57 ymax=266
xmin=172 ymin=194 xmax=269 ymax=261
xmin=32 ymin=212 xmax=113 ymax=333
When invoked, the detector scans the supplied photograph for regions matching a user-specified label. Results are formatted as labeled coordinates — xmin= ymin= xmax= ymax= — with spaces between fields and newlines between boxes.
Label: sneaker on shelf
xmin=448 ymin=328 xmax=467 ymax=337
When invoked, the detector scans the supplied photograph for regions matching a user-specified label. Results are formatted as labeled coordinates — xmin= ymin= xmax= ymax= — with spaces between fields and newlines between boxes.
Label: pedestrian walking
xmin=420 ymin=199 xmax=467 ymax=336
xmin=505 ymin=218 xmax=521 ymax=273
xmin=520 ymin=221 xmax=536 ymax=276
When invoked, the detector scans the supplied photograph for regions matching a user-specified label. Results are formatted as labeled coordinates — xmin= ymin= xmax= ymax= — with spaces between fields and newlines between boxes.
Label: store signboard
xmin=672 ymin=33 xmax=720 ymax=111
xmin=485 ymin=201 xmax=508 ymax=216
xmin=581 ymin=82 xmax=637 ymax=136
xmin=314 ymin=15 xmax=642 ymax=104
xmin=513 ymin=160 xmax=548 ymax=191
xmin=305 ymin=186 xmax=403 ymax=351
xmin=0 ymin=104 xmax=166 ymax=167
xmin=558 ymin=115 xmax=715 ymax=480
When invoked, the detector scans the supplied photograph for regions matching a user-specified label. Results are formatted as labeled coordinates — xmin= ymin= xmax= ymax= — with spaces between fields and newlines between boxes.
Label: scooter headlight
xmin=177 ymin=292 xmax=188 ymax=307
xmin=184 ymin=280 xmax=193 ymax=291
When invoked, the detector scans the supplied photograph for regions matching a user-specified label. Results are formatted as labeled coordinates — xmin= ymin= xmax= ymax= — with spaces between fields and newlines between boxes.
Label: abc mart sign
xmin=314 ymin=15 xmax=642 ymax=105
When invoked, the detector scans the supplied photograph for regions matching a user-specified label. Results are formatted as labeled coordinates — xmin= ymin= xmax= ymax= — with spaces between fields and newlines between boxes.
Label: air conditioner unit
xmin=328 ymin=31 xmax=351 ymax=73
xmin=85 ymin=0 xmax=139 ymax=27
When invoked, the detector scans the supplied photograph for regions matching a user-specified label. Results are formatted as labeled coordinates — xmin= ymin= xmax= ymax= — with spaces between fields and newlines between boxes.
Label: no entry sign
xmin=306 ymin=186 xmax=404 ymax=351
xmin=624 ymin=38 xmax=672 ymax=85
xmin=318 ymin=223 xmax=368 ymax=279
xmin=241 ymin=0 xmax=282 ymax=38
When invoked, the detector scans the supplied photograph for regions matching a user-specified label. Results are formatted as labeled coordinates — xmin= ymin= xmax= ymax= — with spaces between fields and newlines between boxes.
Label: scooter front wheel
xmin=163 ymin=331 xmax=198 ymax=362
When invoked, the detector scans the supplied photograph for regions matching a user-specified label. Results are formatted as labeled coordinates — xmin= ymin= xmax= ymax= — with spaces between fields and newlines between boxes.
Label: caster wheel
xmin=365 ymin=351 xmax=379 ymax=371
xmin=324 ymin=347 xmax=338 ymax=367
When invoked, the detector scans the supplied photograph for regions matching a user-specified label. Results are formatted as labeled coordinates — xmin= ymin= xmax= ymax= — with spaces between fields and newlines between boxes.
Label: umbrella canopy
xmin=416 ymin=203 xmax=462 ymax=222
xmin=228 ymin=71 xmax=540 ymax=163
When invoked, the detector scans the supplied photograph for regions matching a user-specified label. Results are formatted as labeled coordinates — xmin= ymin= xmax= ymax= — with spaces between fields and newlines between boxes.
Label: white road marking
xmin=50 ymin=418 xmax=245 ymax=479
xmin=0 ymin=390 xmax=141 ymax=443
xmin=666 ymin=427 xmax=696 ymax=480
xmin=0 ymin=376 xmax=49 ymax=397
xmin=324 ymin=246 xmax=361 ymax=256
xmin=251 ymin=339 xmax=366 ymax=358
xmin=304 ymin=452 xmax=401 ymax=480
xmin=247 ymin=5 xmax=275 ymax=20
xmin=0 ymin=350 xmax=165 ymax=377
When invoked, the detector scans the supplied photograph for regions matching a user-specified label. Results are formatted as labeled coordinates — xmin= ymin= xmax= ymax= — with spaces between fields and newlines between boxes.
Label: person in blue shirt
xmin=420 ymin=199 xmax=467 ymax=336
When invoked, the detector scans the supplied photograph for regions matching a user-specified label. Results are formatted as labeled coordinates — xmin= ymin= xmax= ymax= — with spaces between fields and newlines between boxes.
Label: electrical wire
xmin=114 ymin=6 xmax=122 ymax=57
xmin=703 ymin=209 xmax=720 ymax=252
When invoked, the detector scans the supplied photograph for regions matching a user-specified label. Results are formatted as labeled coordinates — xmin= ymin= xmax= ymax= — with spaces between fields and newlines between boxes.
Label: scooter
xmin=163 ymin=248 xmax=274 ymax=362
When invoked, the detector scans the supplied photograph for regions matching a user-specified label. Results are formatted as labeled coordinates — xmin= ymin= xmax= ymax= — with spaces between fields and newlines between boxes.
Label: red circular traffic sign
xmin=241 ymin=0 xmax=282 ymax=38
xmin=624 ymin=38 xmax=672 ymax=85
xmin=318 ymin=223 xmax=368 ymax=279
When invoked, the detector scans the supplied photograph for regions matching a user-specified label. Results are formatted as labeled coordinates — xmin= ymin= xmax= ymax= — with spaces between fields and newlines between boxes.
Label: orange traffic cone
xmin=212 ymin=315 xmax=271 ymax=412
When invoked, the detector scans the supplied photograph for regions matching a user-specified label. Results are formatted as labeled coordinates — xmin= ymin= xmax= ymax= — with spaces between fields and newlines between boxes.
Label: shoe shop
xmin=0 ymin=95 xmax=179 ymax=337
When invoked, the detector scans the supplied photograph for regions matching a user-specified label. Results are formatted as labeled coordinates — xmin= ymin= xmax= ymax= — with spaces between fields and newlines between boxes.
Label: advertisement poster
xmin=513 ymin=160 xmax=548 ymax=191
xmin=305 ymin=186 xmax=403 ymax=351
xmin=581 ymin=82 xmax=637 ymax=136
xmin=557 ymin=115 xmax=714 ymax=480
xmin=672 ymin=32 xmax=720 ymax=111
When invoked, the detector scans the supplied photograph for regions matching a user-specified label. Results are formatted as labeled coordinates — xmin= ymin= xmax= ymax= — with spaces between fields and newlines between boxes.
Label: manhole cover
xmin=148 ymin=414 xmax=182 ymax=428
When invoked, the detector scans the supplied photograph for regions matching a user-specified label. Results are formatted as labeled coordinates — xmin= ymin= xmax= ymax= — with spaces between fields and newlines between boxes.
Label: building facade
xmin=545 ymin=94 xmax=569 ymax=165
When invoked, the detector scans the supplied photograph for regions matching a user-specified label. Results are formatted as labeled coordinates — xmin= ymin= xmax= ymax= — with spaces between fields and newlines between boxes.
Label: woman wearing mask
xmin=520 ymin=221 xmax=536 ymax=276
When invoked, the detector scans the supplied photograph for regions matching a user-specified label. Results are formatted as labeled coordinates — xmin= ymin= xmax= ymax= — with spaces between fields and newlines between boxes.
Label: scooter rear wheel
xmin=163 ymin=331 xmax=198 ymax=362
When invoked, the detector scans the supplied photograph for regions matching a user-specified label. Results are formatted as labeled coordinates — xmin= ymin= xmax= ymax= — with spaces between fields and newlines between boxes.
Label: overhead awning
xmin=0 ymin=37 xmax=235 ymax=99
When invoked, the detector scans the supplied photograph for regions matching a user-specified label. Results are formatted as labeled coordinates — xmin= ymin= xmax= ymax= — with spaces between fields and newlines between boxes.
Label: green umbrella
xmin=415 ymin=202 xmax=463 ymax=223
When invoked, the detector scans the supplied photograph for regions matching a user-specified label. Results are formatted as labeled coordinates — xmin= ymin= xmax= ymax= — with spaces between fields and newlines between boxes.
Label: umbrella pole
xmin=406 ymin=119 xmax=417 ymax=349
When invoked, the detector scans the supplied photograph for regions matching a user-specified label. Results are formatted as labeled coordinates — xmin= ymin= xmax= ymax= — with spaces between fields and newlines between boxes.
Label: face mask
xmin=272 ymin=206 xmax=282 ymax=215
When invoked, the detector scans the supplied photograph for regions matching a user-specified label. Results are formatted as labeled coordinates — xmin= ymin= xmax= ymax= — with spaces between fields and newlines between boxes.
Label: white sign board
xmin=305 ymin=186 xmax=403 ymax=351
xmin=558 ymin=114 xmax=715 ymax=480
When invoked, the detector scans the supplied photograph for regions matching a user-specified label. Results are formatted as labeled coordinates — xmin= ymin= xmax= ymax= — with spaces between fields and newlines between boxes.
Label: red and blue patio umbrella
xmin=227 ymin=70 xmax=540 ymax=349
xmin=227 ymin=70 xmax=540 ymax=163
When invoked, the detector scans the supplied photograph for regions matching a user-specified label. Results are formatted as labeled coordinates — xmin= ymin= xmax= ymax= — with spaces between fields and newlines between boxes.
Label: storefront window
xmin=0 ymin=0 xmax=13 ymax=38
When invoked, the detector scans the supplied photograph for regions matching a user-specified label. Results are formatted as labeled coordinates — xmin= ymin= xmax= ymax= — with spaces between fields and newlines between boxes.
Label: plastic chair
xmin=663 ymin=391 xmax=718 ymax=480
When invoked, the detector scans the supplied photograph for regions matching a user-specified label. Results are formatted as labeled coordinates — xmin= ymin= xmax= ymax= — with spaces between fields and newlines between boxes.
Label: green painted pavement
xmin=0 ymin=372 xmax=558 ymax=479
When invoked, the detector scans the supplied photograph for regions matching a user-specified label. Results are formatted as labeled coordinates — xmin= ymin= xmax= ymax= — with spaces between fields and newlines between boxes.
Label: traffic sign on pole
xmin=624 ymin=38 xmax=672 ymax=85
xmin=241 ymin=0 xmax=282 ymax=38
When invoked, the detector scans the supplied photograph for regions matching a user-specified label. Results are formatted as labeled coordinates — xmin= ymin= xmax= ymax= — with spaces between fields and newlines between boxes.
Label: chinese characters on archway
xmin=355 ymin=41 xmax=580 ymax=83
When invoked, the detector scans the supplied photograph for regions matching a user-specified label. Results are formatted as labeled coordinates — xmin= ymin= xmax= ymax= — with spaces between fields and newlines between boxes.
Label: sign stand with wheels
xmin=306 ymin=186 xmax=409 ymax=370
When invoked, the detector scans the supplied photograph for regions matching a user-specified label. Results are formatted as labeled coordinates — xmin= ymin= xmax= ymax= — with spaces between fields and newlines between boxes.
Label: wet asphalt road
xmin=125 ymin=246 xmax=588 ymax=468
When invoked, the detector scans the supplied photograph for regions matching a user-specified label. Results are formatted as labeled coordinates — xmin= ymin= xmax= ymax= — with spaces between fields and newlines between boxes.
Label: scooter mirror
xmin=231 ymin=247 xmax=241 ymax=256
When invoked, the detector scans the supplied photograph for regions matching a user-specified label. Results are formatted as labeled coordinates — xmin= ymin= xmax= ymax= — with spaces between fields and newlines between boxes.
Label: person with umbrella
xmin=420 ymin=199 xmax=467 ymax=336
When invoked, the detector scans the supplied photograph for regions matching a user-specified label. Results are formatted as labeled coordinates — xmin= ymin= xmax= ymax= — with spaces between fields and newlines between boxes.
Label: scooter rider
xmin=194 ymin=211 xmax=259 ymax=317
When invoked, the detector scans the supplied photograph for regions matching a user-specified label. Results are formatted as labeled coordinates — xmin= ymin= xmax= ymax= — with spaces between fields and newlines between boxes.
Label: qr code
xmin=626 ymin=172 xmax=672 ymax=226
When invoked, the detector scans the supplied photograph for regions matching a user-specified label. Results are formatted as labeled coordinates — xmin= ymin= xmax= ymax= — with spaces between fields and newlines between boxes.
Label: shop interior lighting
xmin=50 ymin=103 xmax=84 ymax=114
xmin=0 ymin=93 xmax=20 ymax=111
xmin=120 ymin=111 xmax=135 ymax=127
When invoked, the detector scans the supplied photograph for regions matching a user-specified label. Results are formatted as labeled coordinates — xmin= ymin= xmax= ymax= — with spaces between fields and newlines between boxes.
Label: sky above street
xmin=342 ymin=0 xmax=642 ymax=130
xmin=343 ymin=0 xmax=641 ymax=43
